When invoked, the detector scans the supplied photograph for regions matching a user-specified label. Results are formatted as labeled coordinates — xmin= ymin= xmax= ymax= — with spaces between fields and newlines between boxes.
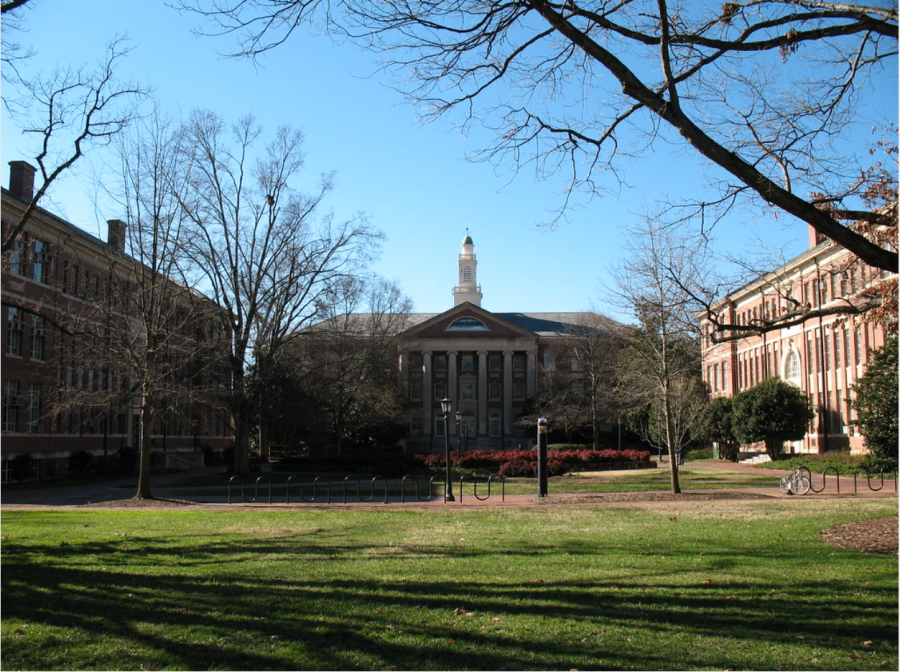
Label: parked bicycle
xmin=779 ymin=467 xmax=811 ymax=495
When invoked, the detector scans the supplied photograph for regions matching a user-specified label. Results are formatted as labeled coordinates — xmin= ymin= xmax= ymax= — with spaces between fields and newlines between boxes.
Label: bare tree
xmin=519 ymin=312 xmax=621 ymax=448
xmin=1 ymin=2 xmax=147 ymax=253
xmin=53 ymin=112 xmax=224 ymax=499
xmin=297 ymin=275 xmax=412 ymax=454
xmin=611 ymin=217 xmax=710 ymax=493
xmin=179 ymin=0 xmax=897 ymax=275
xmin=109 ymin=112 xmax=226 ymax=498
xmin=179 ymin=109 xmax=381 ymax=475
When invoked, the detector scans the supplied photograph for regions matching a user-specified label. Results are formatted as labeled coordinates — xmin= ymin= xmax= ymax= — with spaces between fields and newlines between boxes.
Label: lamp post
xmin=441 ymin=398 xmax=454 ymax=501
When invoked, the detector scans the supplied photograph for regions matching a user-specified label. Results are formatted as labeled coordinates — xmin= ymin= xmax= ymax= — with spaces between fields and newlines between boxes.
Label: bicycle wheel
xmin=794 ymin=475 xmax=811 ymax=495
xmin=780 ymin=475 xmax=792 ymax=495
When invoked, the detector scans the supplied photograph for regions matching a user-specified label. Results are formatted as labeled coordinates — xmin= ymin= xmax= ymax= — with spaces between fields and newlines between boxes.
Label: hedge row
xmin=415 ymin=448 xmax=651 ymax=477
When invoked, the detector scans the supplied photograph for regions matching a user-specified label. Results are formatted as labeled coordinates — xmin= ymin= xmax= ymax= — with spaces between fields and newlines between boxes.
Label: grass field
xmin=2 ymin=498 xmax=897 ymax=671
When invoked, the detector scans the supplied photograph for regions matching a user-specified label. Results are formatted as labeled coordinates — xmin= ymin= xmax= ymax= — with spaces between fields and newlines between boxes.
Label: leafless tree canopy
xmin=180 ymin=0 xmax=897 ymax=272
xmin=1 ymin=2 xmax=147 ymax=252
xmin=177 ymin=109 xmax=382 ymax=473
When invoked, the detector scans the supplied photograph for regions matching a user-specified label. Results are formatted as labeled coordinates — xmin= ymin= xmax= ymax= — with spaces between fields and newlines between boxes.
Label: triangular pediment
xmin=399 ymin=302 xmax=537 ymax=340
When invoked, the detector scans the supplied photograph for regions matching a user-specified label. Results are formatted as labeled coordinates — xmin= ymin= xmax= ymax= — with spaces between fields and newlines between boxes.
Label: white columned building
xmin=395 ymin=233 xmax=617 ymax=451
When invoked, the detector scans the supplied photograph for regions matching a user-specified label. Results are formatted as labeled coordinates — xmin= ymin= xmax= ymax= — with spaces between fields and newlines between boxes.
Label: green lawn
xmin=2 ymin=499 xmax=897 ymax=671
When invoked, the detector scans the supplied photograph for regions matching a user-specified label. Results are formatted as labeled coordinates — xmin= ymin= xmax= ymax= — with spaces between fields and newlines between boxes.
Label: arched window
xmin=448 ymin=317 xmax=487 ymax=330
xmin=785 ymin=348 xmax=801 ymax=380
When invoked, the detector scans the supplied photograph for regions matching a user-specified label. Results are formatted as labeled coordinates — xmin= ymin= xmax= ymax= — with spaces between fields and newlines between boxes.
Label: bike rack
xmin=285 ymin=475 xmax=332 ymax=504
xmin=458 ymin=474 xmax=506 ymax=503
xmin=228 ymin=475 xmax=273 ymax=504
xmin=851 ymin=467 xmax=898 ymax=494
xmin=341 ymin=476 xmax=389 ymax=504
xmin=798 ymin=465 xmax=840 ymax=494
xmin=400 ymin=475 xmax=439 ymax=503
xmin=226 ymin=473 xmax=509 ymax=504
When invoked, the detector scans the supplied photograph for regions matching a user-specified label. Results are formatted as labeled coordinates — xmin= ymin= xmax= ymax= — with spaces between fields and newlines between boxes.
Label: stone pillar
xmin=526 ymin=349 xmax=537 ymax=395
xmin=422 ymin=351 xmax=433 ymax=436
xmin=398 ymin=351 xmax=406 ymax=385
xmin=503 ymin=350 xmax=514 ymax=436
xmin=447 ymin=350 xmax=458 ymax=433
xmin=477 ymin=350 xmax=488 ymax=437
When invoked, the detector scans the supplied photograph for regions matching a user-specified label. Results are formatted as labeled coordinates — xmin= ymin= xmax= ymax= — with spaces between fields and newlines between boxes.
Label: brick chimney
xmin=107 ymin=219 xmax=127 ymax=252
xmin=808 ymin=224 xmax=826 ymax=249
xmin=8 ymin=161 xmax=36 ymax=201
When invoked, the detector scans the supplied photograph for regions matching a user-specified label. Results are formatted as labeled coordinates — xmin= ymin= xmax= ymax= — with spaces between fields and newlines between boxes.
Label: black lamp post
xmin=441 ymin=397 xmax=454 ymax=501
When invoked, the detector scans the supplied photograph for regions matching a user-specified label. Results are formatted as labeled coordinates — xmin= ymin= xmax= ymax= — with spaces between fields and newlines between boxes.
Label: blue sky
xmin=2 ymin=1 xmax=896 ymax=320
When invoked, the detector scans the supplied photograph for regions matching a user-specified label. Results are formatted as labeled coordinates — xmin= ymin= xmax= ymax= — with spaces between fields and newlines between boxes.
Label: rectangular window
xmin=7 ymin=238 xmax=25 ymax=275
xmin=409 ymin=380 xmax=422 ymax=401
xmin=854 ymin=326 xmax=863 ymax=366
xmin=489 ymin=414 xmax=501 ymax=438
xmin=434 ymin=354 xmax=447 ymax=372
xmin=436 ymin=418 xmax=446 ymax=438
xmin=6 ymin=307 xmax=24 ymax=357
xmin=489 ymin=382 xmax=501 ymax=401
xmin=461 ymin=355 xmax=474 ymax=372
xmin=823 ymin=332 xmax=831 ymax=371
xmin=489 ymin=355 xmax=501 ymax=372
xmin=513 ymin=382 xmax=525 ymax=401
xmin=570 ymin=350 xmax=584 ymax=372
xmin=543 ymin=351 xmax=556 ymax=371
xmin=513 ymin=354 xmax=526 ymax=371
xmin=571 ymin=382 xmax=584 ymax=397
xmin=833 ymin=330 xmax=841 ymax=370
xmin=461 ymin=381 xmax=476 ymax=400
xmin=31 ymin=315 xmax=45 ymax=361
xmin=434 ymin=382 xmax=447 ymax=401
xmin=27 ymin=383 xmax=42 ymax=433
xmin=70 ymin=265 xmax=80 ymax=296
xmin=31 ymin=239 xmax=49 ymax=284
xmin=843 ymin=326 xmax=851 ymax=368
xmin=721 ymin=362 xmax=727 ymax=389
xmin=2 ymin=380 xmax=19 ymax=432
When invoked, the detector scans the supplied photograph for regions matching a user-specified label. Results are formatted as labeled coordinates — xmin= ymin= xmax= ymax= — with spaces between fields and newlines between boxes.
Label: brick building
xmin=700 ymin=225 xmax=894 ymax=455
xmin=2 ymin=161 xmax=232 ymax=481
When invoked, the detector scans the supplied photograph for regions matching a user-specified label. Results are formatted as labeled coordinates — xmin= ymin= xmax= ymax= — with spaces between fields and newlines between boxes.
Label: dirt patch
xmin=82 ymin=497 xmax=198 ymax=508
xmin=819 ymin=516 xmax=898 ymax=556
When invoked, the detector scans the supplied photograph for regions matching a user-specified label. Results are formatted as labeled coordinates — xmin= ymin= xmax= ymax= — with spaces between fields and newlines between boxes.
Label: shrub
xmin=852 ymin=335 xmax=898 ymax=466
xmin=9 ymin=454 xmax=33 ymax=482
xmin=69 ymin=450 xmax=94 ymax=475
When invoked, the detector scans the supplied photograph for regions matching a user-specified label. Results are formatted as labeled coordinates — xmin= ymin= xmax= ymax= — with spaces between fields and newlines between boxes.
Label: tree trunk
xmin=134 ymin=396 xmax=154 ymax=499
xmin=663 ymin=396 xmax=682 ymax=494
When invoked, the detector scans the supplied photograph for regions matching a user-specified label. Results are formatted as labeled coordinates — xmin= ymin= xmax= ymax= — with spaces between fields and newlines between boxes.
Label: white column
xmin=503 ymin=350 xmax=514 ymax=436
xmin=447 ymin=350 xmax=458 ymax=416
xmin=478 ymin=350 xmax=488 ymax=437
xmin=422 ymin=351 xmax=433 ymax=435
xmin=526 ymin=349 xmax=537 ymax=395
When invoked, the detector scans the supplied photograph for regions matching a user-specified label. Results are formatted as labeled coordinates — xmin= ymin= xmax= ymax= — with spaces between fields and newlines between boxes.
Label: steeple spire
xmin=452 ymin=232 xmax=482 ymax=307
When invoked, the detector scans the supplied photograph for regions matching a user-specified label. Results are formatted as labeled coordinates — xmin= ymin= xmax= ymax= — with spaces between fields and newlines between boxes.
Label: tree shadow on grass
xmin=3 ymin=553 xmax=897 ymax=671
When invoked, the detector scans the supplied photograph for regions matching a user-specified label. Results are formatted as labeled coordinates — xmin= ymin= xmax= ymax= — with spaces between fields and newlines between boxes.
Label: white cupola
xmin=452 ymin=232 xmax=483 ymax=307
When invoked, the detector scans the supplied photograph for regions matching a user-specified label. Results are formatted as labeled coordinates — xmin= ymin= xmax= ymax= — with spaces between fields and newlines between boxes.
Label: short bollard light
xmin=537 ymin=417 xmax=549 ymax=497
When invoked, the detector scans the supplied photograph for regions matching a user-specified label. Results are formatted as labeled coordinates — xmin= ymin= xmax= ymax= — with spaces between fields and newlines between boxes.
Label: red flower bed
xmin=415 ymin=448 xmax=650 ymax=475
